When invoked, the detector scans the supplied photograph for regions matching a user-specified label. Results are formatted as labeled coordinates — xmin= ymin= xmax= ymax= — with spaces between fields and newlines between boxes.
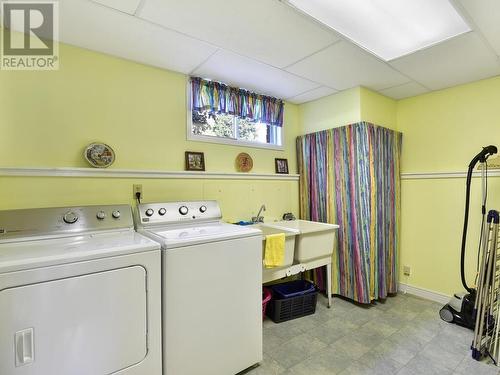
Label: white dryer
xmin=135 ymin=201 xmax=262 ymax=375
xmin=0 ymin=205 xmax=162 ymax=375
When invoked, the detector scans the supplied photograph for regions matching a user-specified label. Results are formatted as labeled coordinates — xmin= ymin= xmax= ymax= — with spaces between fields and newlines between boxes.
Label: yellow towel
xmin=264 ymin=233 xmax=285 ymax=268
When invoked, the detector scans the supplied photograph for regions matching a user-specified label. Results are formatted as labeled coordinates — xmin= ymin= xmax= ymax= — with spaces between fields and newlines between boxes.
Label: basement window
xmin=187 ymin=78 xmax=284 ymax=150
xmin=190 ymin=110 xmax=282 ymax=148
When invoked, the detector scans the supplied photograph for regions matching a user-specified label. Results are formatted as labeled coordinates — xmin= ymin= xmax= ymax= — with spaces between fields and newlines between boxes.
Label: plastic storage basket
xmin=266 ymin=280 xmax=318 ymax=323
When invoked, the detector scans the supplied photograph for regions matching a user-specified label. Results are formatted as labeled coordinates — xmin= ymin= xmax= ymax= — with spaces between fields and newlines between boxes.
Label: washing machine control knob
xmin=63 ymin=211 xmax=78 ymax=224
xmin=96 ymin=211 xmax=106 ymax=220
xmin=158 ymin=208 xmax=167 ymax=216
xmin=145 ymin=209 xmax=154 ymax=217
xmin=112 ymin=210 xmax=121 ymax=219
xmin=199 ymin=205 xmax=207 ymax=213
xmin=179 ymin=206 xmax=189 ymax=215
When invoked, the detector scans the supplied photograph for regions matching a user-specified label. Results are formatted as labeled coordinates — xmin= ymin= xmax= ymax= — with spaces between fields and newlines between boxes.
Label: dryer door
xmin=0 ymin=266 xmax=147 ymax=375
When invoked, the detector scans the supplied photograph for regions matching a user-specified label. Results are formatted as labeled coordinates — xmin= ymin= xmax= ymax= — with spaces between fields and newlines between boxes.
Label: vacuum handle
xmin=468 ymin=145 xmax=497 ymax=167
xmin=460 ymin=145 xmax=497 ymax=294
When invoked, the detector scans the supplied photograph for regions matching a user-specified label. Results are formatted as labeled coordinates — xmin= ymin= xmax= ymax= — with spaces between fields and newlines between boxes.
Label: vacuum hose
xmin=461 ymin=145 xmax=498 ymax=293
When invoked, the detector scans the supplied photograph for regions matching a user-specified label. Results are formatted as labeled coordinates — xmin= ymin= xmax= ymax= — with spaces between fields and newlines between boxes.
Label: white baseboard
xmin=398 ymin=283 xmax=451 ymax=305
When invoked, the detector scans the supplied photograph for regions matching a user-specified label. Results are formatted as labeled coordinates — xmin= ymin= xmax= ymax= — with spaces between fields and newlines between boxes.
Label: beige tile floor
xmin=244 ymin=293 xmax=499 ymax=375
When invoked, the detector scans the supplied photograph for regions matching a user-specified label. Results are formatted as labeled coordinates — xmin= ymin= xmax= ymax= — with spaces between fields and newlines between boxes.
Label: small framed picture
xmin=185 ymin=151 xmax=205 ymax=171
xmin=275 ymin=158 xmax=289 ymax=174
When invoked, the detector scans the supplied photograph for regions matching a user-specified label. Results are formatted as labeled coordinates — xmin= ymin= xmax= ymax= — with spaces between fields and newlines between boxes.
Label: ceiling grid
xmin=54 ymin=0 xmax=500 ymax=103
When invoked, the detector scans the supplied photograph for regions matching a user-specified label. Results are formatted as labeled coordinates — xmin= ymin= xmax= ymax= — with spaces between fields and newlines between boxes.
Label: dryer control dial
xmin=96 ymin=211 xmax=106 ymax=220
xmin=112 ymin=210 xmax=121 ymax=219
xmin=158 ymin=208 xmax=167 ymax=216
xmin=63 ymin=211 xmax=78 ymax=224
xmin=199 ymin=205 xmax=207 ymax=213
xmin=145 ymin=209 xmax=154 ymax=217
xmin=179 ymin=206 xmax=189 ymax=215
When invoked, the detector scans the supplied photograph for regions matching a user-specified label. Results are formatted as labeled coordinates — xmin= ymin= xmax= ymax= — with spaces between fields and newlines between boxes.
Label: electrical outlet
xmin=403 ymin=265 xmax=411 ymax=276
xmin=133 ymin=184 xmax=143 ymax=200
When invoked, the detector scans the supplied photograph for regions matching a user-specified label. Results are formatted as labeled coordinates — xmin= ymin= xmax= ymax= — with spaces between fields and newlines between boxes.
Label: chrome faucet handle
xmin=251 ymin=216 xmax=265 ymax=223
xmin=252 ymin=204 xmax=266 ymax=223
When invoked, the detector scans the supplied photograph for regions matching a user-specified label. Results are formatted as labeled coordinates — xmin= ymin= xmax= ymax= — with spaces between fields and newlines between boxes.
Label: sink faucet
xmin=252 ymin=204 xmax=266 ymax=223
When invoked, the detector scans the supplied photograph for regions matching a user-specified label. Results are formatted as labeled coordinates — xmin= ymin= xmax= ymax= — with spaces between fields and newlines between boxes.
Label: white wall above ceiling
xmin=390 ymin=32 xmax=500 ymax=90
xmin=379 ymin=81 xmax=428 ymax=100
xmin=286 ymin=41 xmax=411 ymax=91
xmin=287 ymin=86 xmax=339 ymax=104
xmin=137 ymin=0 xmax=340 ymax=68
xmin=458 ymin=0 xmax=500 ymax=57
xmin=53 ymin=0 xmax=500 ymax=102
xmin=89 ymin=0 xmax=142 ymax=15
xmin=192 ymin=50 xmax=320 ymax=99
xmin=60 ymin=1 xmax=217 ymax=74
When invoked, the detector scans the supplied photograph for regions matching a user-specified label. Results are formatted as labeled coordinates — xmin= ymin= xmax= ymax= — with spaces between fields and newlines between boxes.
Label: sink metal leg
xmin=326 ymin=263 xmax=332 ymax=308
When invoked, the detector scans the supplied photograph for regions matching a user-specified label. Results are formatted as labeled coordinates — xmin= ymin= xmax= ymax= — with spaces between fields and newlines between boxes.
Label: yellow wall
xmin=299 ymin=77 xmax=500 ymax=297
xmin=397 ymin=77 xmax=500 ymax=296
xmin=0 ymin=43 xmax=300 ymax=222
xmin=359 ymin=87 xmax=397 ymax=131
xmin=299 ymin=87 xmax=361 ymax=134
xmin=4 ymin=36 xmax=499 ymax=297
xmin=299 ymin=86 xmax=397 ymax=134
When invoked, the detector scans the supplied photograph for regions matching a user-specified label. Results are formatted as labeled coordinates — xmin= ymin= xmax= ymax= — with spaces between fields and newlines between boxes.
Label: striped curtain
xmin=191 ymin=77 xmax=284 ymax=127
xmin=297 ymin=122 xmax=402 ymax=304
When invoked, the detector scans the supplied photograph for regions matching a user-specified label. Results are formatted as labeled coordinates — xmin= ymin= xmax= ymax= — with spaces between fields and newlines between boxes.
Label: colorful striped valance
xmin=190 ymin=77 xmax=284 ymax=127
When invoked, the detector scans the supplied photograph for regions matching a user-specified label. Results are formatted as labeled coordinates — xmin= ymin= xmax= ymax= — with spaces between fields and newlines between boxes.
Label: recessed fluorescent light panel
xmin=288 ymin=0 xmax=471 ymax=61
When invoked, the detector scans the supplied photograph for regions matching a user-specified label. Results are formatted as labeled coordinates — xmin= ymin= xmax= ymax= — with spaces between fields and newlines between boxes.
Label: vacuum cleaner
xmin=439 ymin=145 xmax=498 ymax=329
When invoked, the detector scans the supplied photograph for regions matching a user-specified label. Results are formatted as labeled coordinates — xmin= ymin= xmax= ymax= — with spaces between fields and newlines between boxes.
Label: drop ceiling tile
xmin=59 ymin=0 xmax=217 ymax=74
xmin=286 ymin=41 xmax=410 ymax=91
xmin=379 ymin=81 xmax=429 ymax=100
xmin=287 ymin=86 xmax=338 ymax=104
xmin=192 ymin=50 xmax=319 ymax=99
xmin=89 ymin=0 xmax=142 ymax=14
xmin=458 ymin=0 xmax=500 ymax=56
xmin=137 ymin=0 xmax=339 ymax=68
xmin=390 ymin=32 xmax=500 ymax=90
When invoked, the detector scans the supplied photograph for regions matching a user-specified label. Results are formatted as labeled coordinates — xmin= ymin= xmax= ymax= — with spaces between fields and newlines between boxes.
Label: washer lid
xmin=143 ymin=222 xmax=261 ymax=248
xmin=0 ymin=230 xmax=160 ymax=273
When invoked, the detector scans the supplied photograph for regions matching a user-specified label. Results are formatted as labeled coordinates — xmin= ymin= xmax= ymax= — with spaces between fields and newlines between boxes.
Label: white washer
xmin=135 ymin=201 xmax=262 ymax=375
xmin=0 ymin=205 xmax=162 ymax=375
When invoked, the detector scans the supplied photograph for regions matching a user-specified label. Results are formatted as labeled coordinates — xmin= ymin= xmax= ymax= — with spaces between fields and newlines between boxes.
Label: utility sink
xmin=252 ymin=224 xmax=296 ymax=268
xmin=264 ymin=220 xmax=339 ymax=263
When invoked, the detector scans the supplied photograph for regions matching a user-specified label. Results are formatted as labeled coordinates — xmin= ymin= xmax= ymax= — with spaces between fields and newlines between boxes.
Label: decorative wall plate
xmin=236 ymin=152 xmax=253 ymax=172
xmin=84 ymin=143 xmax=115 ymax=168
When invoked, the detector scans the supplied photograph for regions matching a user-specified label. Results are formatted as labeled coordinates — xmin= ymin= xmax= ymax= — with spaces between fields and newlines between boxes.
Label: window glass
xmin=191 ymin=110 xmax=282 ymax=147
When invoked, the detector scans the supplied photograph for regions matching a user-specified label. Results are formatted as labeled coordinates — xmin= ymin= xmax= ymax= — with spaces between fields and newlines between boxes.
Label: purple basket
xmin=271 ymin=280 xmax=316 ymax=299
